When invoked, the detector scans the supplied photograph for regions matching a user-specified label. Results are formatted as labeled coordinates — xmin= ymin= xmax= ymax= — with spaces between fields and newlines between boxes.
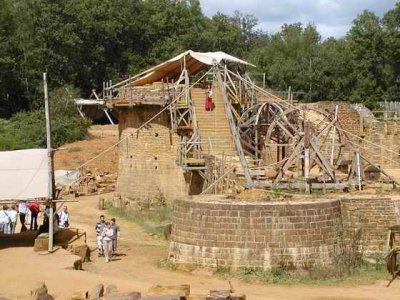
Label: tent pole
xmin=44 ymin=72 xmax=55 ymax=252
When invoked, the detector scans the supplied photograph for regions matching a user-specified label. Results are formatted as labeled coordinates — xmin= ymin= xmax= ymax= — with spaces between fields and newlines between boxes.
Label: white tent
xmin=0 ymin=149 xmax=49 ymax=200
xmin=125 ymin=50 xmax=255 ymax=87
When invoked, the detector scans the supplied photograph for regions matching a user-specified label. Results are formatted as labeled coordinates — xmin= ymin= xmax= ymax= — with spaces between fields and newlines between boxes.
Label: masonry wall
xmin=170 ymin=198 xmax=342 ymax=269
xmin=359 ymin=121 xmax=400 ymax=168
xmin=117 ymin=107 xmax=188 ymax=202
xmin=315 ymin=101 xmax=361 ymax=136
xmin=170 ymin=196 xmax=399 ymax=270
xmin=341 ymin=198 xmax=397 ymax=253
xmin=313 ymin=101 xmax=400 ymax=168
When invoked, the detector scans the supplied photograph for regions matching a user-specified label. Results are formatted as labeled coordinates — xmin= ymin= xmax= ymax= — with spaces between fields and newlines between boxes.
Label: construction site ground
xmin=3 ymin=125 xmax=400 ymax=298
xmin=1 ymin=193 xmax=400 ymax=299
xmin=54 ymin=125 xmax=119 ymax=174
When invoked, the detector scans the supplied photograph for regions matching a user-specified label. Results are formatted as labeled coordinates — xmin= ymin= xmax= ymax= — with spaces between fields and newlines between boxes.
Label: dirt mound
xmin=54 ymin=125 xmax=119 ymax=174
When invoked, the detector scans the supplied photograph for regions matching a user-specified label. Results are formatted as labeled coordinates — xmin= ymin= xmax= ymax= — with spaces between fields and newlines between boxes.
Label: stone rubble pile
xmin=26 ymin=282 xmax=246 ymax=300
xmin=63 ymin=169 xmax=118 ymax=196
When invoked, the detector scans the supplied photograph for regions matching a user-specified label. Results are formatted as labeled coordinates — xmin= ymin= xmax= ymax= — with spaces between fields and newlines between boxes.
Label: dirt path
xmin=66 ymin=193 xmax=400 ymax=299
xmin=2 ymin=193 xmax=400 ymax=299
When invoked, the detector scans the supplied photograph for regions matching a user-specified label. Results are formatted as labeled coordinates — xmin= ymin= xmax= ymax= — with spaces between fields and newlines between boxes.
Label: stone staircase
xmin=191 ymin=85 xmax=236 ymax=156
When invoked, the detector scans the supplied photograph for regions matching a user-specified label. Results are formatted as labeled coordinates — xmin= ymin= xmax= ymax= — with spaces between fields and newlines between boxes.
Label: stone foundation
xmin=169 ymin=196 xmax=398 ymax=270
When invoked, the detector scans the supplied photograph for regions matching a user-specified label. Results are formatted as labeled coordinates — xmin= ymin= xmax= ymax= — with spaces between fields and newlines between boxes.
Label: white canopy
xmin=0 ymin=149 xmax=49 ymax=200
xmin=75 ymin=99 xmax=104 ymax=106
xmin=128 ymin=50 xmax=255 ymax=87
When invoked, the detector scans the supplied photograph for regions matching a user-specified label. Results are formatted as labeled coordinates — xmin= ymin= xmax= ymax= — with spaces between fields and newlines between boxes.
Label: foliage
xmin=0 ymin=0 xmax=399 ymax=119
xmin=212 ymin=263 xmax=386 ymax=286
xmin=0 ymin=86 xmax=90 ymax=150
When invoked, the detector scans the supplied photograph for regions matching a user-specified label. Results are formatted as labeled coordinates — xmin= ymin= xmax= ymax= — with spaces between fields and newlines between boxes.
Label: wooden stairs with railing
xmin=191 ymin=85 xmax=236 ymax=156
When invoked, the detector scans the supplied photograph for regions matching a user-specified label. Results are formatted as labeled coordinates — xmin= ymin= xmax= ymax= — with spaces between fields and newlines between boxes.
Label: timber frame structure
xmin=81 ymin=50 xmax=399 ymax=194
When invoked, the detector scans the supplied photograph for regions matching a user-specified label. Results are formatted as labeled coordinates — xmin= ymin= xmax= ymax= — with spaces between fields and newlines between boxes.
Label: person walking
xmin=18 ymin=200 xmax=28 ymax=232
xmin=8 ymin=205 xmax=18 ymax=234
xmin=95 ymin=215 xmax=106 ymax=257
xmin=0 ymin=205 xmax=10 ymax=234
xmin=110 ymin=218 xmax=120 ymax=255
xmin=28 ymin=201 xmax=39 ymax=230
xmin=59 ymin=206 xmax=70 ymax=228
xmin=102 ymin=222 xmax=114 ymax=263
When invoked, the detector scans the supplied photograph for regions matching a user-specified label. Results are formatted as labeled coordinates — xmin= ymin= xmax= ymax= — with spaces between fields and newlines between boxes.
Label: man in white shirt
xmin=18 ymin=200 xmax=28 ymax=232
xmin=8 ymin=205 xmax=18 ymax=234
xmin=0 ymin=205 xmax=10 ymax=234
xmin=58 ymin=206 xmax=70 ymax=228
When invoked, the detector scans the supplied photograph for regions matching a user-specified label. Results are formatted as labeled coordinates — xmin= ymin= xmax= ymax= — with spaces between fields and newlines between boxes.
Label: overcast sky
xmin=200 ymin=0 xmax=397 ymax=39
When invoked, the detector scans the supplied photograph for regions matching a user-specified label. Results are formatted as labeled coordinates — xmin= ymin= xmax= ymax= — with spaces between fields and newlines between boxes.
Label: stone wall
xmin=170 ymin=197 xmax=342 ymax=269
xmin=359 ymin=121 xmax=400 ymax=168
xmin=314 ymin=101 xmax=361 ymax=136
xmin=117 ymin=107 xmax=188 ymax=202
xmin=170 ymin=196 xmax=399 ymax=270
xmin=312 ymin=101 xmax=400 ymax=168
xmin=341 ymin=198 xmax=397 ymax=253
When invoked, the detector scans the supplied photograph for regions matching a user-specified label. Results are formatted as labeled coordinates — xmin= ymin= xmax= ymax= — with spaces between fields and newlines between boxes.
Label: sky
xmin=200 ymin=0 xmax=397 ymax=39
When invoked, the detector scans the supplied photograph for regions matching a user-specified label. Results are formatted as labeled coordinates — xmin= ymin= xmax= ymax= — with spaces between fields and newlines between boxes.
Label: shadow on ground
xmin=0 ymin=229 xmax=80 ymax=250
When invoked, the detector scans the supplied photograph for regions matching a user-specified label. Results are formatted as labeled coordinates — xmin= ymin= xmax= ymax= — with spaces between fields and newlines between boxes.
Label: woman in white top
xmin=101 ymin=222 xmax=114 ymax=263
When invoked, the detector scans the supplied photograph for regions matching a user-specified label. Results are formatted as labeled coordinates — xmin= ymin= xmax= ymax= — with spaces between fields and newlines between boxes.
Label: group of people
xmin=0 ymin=201 xmax=70 ymax=234
xmin=0 ymin=205 xmax=18 ymax=234
xmin=95 ymin=215 xmax=120 ymax=263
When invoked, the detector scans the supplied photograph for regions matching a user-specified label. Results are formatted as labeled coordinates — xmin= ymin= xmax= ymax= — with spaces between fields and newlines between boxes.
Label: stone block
xmin=69 ymin=244 xmax=91 ymax=262
xmin=89 ymin=283 xmax=104 ymax=299
xmin=70 ymin=291 xmax=88 ymax=300
xmin=34 ymin=234 xmax=49 ymax=252
xmin=229 ymin=294 xmax=246 ymax=300
xmin=103 ymin=291 xmax=141 ymax=300
xmin=147 ymin=284 xmax=190 ymax=298
xmin=31 ymin=282 xmax=48 ymax=300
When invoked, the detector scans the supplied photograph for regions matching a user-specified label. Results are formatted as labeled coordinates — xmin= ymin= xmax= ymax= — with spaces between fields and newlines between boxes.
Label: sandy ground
xmin=2 ymin=193 xmax=400 ymax=299
xmin=54 ymin=125 xmax=118 ymax=174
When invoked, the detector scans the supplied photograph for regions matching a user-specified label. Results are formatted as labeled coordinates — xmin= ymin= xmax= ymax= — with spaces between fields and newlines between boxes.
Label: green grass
xmin=68 ymin=146 xmax=82 ymax=152
xmin=211 ymin=260 xmax=388 ymax=286
xmin=105 ymin=203 xmax=172 ymax=237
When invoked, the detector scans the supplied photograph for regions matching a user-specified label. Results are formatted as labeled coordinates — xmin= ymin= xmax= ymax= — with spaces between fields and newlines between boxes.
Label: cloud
xmin=200 ymin=0 xmax=397 ymax=38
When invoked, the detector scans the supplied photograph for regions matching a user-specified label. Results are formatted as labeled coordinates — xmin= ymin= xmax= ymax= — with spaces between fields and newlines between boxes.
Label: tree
xmin=347 ymin=10 xmax=389 ymax=107
xmin=383 ymin=3 xmax=400 ymax=102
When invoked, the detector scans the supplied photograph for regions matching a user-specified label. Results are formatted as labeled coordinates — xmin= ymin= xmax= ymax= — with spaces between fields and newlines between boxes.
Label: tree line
xmin=0 ymin=0 xmax=399 ymax=149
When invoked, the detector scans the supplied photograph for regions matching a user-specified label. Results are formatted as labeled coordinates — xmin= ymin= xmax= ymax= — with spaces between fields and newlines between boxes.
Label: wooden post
xmin=304 ymin=122 xmax=311 ymax=193
xmin=304 ymin=148 xmax=310 ymax=193
xmin=262 ymin=73 xmax=266 ymax=89
xmin=44 ymin=73 xmax=55 ymax=252
xmin=330 ymin=104 xmax=338 ymax=166
xmin=384 ymin=109 xmax=388 ymax=135
xmin=287 ymin=86 xmax=291 ymax=102
xmin=356 ymin=151 xmax=362 ymax=192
